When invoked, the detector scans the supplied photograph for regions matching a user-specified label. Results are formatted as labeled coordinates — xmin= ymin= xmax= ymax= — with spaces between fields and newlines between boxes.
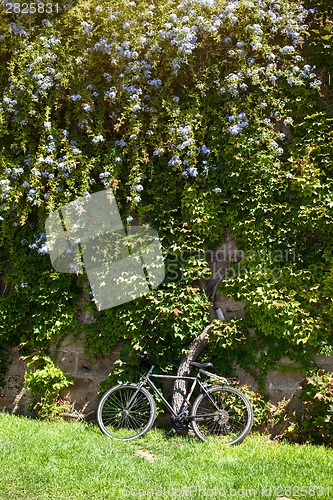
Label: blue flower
xmin=38 ymin=243 xmax=49 ymax=254
xmin=284 ymin=117 xmax=294 ymax=126
xmin=201 ymin=145 xmax=211 ymax=155
xmin=135 ymin=184 xmax=143 ymax=192
xmin=187 ymin=167 xmax=198 ymax=177
xmin=168 ymin=155 xmax=182 ymax=167
xmin=99 ymin=172 xmax=110 ymax=179
xmin=115 ymin=139 xmax=127 ymax=147
xmin=92 ymin=135 xmax=104 ymax=144
xmin=148 ymin=79 xmax=162 ymax=88
xmin=250 ymin=24 xmax=263 ymax=35
xmin=177 ymin=139 xmax=194 ymax=150
xmin=227 ymin=86 xmax=239 ymax=96
xmin=82 ymin=104 xmax=92 ymax=113
xmin=281 ymin=46 xmax=295 ymax=54
xmin=229 ymin=125 xmax=242 ymax=135
xmin=47 ymin=36 xmax=60 ymax=45
xmin=70 ymin=94 xmax=82 ymax=101
xmin=105 ymin=87 xmax=117 ymax=99
xmin=81 ymin=21 xmax=93 ymax=35
xmin=153 ymin=148 xmax=165 ymax=156
xmin=179 ymin=125 xmax=191 ymax=138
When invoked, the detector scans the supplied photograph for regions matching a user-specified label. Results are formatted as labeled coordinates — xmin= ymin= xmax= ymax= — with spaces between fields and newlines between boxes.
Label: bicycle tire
xmin=97 ymin=384 xmax=156 ymax=440
xmin=191 ymin=385 xmax=253 ymax=445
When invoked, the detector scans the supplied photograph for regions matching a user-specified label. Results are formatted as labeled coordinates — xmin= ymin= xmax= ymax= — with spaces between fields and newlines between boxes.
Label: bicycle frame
xmin=126 ymin=365 xmax=228 ymax=420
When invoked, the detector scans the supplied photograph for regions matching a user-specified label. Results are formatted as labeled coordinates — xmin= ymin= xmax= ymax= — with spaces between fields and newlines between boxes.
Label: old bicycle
xmin=97 ymin=360 xmax=253 ymax=445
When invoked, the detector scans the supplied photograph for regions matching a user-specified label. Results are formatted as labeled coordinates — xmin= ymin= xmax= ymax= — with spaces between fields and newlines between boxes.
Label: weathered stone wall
xmin=0 ymin=336 xmax=123 ymax=415
xmin=1 ymin=232 xmax=333 ymax=418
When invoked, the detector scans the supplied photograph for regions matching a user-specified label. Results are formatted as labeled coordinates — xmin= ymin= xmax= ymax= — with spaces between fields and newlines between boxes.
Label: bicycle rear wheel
xmin=191 ymin=386 xmax=253 ymax=445
xmin=97 ymin=384 xmax=156 ymax=440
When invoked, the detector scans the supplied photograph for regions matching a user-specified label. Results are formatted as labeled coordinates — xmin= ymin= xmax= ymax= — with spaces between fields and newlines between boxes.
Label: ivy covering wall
xmin=0 ymin=0 xmax=332 ymax=382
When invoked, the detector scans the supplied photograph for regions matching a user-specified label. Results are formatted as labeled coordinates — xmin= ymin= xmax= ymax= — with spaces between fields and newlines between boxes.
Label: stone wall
xmin=0 ymin=336 xmax=123 ymax=416
xmin=2 ymin=336 xmax=333 ymax=418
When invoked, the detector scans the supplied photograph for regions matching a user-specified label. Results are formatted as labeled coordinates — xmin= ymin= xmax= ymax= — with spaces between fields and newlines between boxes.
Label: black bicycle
xmin=97 ymin=361 xmax=253 ymax=445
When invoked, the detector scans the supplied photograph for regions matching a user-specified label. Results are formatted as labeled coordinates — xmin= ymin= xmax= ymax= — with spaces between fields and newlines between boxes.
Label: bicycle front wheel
xmin=97 ymin=384 xmax=156 ymax=440
xmin=191 ymin=386 xmax=253 ymax=445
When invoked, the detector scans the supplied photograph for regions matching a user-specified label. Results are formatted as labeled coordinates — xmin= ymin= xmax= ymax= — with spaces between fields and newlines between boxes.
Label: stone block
xmin=61 ymin=376 xmax=98 ymax=413
xmin=314 ymin=354 xmax=333 ymax=372
xmin=55 ymin=350 xmax=79 ymax=377
xmin=234 ymin=366 xmax=259 ymax=392
xmin=214 ymin=294 xmax=244 ymax=319
xmin=266 ymin=369 xmax=303 ymax=404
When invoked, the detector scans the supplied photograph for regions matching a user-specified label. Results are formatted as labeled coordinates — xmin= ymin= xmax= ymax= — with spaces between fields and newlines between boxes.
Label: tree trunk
xmin=172 ymin=323 xmax=213 ymax=413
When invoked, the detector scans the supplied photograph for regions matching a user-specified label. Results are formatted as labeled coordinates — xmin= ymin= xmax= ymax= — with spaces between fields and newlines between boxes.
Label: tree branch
xmin=172 ymin=323 xmax=213 ymax=413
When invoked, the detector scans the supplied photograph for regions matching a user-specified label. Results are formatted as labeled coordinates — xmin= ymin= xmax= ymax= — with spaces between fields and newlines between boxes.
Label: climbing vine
xmin=0 ymin=0 xmax=332 ymax=394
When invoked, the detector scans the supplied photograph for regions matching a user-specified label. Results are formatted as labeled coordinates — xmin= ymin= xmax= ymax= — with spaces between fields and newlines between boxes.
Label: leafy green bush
xmin=284 ymin=369 xmax=333 ymax=445
xmin=24 ymin=355 xmax=73 ymax=419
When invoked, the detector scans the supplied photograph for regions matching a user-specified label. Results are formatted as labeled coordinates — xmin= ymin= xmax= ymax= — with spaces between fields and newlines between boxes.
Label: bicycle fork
xmin=123 ymin=381 xmax=147 ymax=411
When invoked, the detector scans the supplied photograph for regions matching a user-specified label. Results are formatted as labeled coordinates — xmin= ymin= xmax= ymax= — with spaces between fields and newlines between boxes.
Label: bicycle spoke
xmin=191 ymin=386 xmax=253 ymax=445
xmin=97 ymin=385 xmax=156 ymax=440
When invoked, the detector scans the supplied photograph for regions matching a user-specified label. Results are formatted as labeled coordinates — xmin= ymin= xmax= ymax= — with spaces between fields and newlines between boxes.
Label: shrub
xmin=24 ymin=355 xmax=73 ymax=419
xmin=284 ymin=369 xmax=333 ymax=445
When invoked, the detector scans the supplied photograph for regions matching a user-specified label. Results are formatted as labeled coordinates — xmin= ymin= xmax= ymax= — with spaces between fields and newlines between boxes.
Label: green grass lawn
xmin=0 ymin=413 xmax=332 ymax=500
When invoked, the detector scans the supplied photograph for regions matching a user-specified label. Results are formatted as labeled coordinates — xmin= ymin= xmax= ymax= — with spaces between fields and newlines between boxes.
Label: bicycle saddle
xmin=190 ymin=361 xmax=213 ymax=369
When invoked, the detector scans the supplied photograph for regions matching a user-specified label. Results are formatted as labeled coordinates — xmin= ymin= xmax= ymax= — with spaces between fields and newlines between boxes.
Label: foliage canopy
xmin=0 ymin=0 xmax=332 ymax=381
